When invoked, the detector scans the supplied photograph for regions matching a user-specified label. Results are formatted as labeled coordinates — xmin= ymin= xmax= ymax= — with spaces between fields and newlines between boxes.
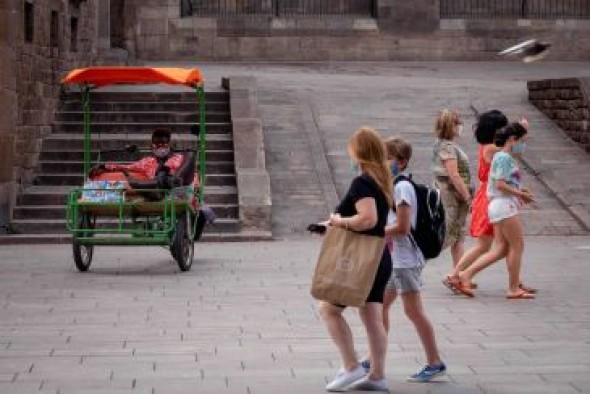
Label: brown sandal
xmin=519 ymin=283 xmax=537 ymax=294
xmin=507 ymin=289 xmax=535 ymax=299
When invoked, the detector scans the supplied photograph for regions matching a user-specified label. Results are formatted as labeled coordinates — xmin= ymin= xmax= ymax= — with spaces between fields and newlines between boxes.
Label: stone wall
xmin=528 ymin=78 xmax=590 ymax=153
xmin=128 ymin=0 xmax=590 ymax=61
xmin=0 ymin=0 xmax=98 ymax=231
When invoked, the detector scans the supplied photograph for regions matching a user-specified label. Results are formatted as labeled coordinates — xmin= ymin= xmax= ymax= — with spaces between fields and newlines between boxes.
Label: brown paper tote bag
xmin=311 ymin=226 xmax=385 ymax=307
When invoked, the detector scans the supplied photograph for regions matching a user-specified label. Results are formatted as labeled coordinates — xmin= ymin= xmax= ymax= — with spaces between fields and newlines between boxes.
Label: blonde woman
xmin=432 ymin=110 xmax=472 ymax=268
xmin=318 ymin=127 xmax=393 ymax=392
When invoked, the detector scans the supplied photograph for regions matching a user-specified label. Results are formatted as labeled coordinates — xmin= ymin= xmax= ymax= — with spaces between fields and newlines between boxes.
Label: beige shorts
xmin=439 ymin=187 xmax=469 ymax=249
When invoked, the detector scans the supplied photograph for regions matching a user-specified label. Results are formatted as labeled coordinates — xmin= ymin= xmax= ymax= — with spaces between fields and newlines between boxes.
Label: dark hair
xmin=151 ymin=128 xmax=171 ymax=143
xmin=474 ymin=110 xmax=508 ymax=144
xmin=494 ymin=122 xmax=527 ymax=147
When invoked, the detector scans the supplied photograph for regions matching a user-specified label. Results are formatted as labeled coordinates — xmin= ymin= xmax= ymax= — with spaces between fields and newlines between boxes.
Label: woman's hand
xmin=329 ymin=213 xmax=344 ymax=228
xmin=443 ymin=159 xmax=471 ymax=203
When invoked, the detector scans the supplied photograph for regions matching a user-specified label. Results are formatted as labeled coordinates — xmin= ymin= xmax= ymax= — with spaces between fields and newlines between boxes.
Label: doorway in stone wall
xmin=110 ymin=0 xmax=125 ymax=49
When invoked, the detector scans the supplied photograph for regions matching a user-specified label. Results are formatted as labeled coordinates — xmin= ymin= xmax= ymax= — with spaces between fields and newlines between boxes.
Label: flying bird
xmin=499 ymin=39 xmax=551 ymax=63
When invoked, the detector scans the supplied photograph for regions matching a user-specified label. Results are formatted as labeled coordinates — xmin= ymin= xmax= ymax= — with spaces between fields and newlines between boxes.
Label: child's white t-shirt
xmin=388 ymin=177 xmax=425 ymax=269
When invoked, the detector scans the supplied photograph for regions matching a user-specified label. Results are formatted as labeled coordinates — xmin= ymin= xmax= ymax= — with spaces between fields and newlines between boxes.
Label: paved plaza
xmin=0 ymin=236 xmax=589 ymax=394
xmin=1 ymin=62 xmax=590 ymax=393
xmin=191 ymin=61 xmax=590 ymax=238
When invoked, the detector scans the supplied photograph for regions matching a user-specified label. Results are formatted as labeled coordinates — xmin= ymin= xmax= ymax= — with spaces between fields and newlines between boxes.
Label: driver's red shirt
xmin=106 ymin=154 xmax=184 ymax=179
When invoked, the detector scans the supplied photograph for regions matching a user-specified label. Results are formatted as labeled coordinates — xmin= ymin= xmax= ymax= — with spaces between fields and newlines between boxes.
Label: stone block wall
xmin=228 ymin=76 xmax=272 ymax=237
xmin=127 ymin=0 xmax=590 ymax=61
xmin=528 ymin=78 xmax=590 ymax=152
xmin=0 ymin=0 xmax=98 ymax=230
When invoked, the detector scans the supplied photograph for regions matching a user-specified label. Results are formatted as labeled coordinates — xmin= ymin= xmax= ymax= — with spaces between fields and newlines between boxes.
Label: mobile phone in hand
xmin=307 ymin=223 xmax=327 ymax=234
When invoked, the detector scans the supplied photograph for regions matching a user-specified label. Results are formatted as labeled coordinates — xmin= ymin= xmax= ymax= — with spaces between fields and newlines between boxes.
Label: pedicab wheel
xmin=72 ymin=212 xmax=95 ymax=272
xmin=171 ymin=211 xmax=194 ymax=271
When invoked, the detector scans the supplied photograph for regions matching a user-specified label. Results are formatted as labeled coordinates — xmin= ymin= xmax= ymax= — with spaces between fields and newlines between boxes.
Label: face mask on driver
xmin=154 ymin=146 xmax=171 ymax=159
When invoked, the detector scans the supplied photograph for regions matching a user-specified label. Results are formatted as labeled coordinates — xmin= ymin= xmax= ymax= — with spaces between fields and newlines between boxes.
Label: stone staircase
xmin=9 ymin=90 xmax=242 ymax=241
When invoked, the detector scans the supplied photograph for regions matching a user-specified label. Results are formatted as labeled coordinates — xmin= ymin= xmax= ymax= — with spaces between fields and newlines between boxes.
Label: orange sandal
xmin=449 ymin=280 xmax=475 ymax=297
xmin=442 ymin=275 xmax=460 ymax=294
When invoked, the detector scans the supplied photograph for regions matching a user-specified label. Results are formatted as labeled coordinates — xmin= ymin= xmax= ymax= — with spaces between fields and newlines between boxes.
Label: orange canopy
xmin=61 ymin=67 xmax=203 ymax=87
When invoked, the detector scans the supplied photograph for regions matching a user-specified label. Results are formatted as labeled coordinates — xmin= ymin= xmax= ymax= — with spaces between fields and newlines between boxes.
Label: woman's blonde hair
xmin=435 ymin=109 xmax=461 ymax=140
xmin=348 ymin=127 xmax=393 ymax=208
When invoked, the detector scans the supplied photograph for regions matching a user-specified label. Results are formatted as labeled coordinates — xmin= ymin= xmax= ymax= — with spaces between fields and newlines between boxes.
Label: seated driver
xmin=98 ymin=128 xmax=184 ymax=179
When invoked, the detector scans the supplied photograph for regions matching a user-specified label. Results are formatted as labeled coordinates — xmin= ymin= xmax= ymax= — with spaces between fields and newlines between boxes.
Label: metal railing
xmin=440 ymin=0 xmax=590 ymax=19
xmin=190 ymin=0 xmax=375 ymax=17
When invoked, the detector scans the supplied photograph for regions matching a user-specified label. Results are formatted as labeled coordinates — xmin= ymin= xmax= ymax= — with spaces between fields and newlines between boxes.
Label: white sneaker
xmin=326 ymin=365 xmax=367 ymax=392
xmin=346 ymin=375 xmax=390 ymax=392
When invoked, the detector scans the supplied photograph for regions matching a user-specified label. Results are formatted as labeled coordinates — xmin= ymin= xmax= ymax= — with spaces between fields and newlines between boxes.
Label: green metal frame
xmin=82 ymin=86 xmax=92 ymax=181
xmin=196 ymin=85 xmax=206 ymax=204
xmin=66 ymin=82 xmax=207 ymax=246
xmin=66 ymin=187 xmax=194 ymax=245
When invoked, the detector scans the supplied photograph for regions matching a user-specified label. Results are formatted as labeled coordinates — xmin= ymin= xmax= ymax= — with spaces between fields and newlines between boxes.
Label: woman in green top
xmin=432 ymin=109 xmax=472 ymax=269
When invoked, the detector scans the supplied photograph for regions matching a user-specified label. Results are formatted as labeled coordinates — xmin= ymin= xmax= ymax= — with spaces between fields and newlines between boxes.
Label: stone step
xmin=12 ymin=203 xmax=239 ymax=220
xmin=33 ymin=173 xmax=236 ymax=187
xmin=52 ymin=121 xmax=232 ymax=134
xmin=41 ymin=134 xmax=234 ymax=151
xmin=17 ymin=185 xmax=238 ymax=205
xmin=60 ymin=101 xmax=230 ymax=112
xmin=39 ymin=149 xmax=235 ymax=162
xmin=9 ymin=217 xmax=241 ymax=235
xmin=61 ymin=91 xmax=229 ymax=102
xmin=37 ymin=160 xmax=235 ymax=175
xmin=55 ymin=111 xmax=231 ymax=123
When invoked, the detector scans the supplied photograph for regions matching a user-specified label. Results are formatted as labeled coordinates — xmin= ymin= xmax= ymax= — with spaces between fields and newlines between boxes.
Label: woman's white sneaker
xmin=346 ymin=375 xmax=390 ymax=392
xmin=326 ymin=365 xmax=367 ymax=392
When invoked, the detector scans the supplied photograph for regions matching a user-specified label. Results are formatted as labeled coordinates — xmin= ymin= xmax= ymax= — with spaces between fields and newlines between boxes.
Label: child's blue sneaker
xmin=360 ymin=358 xmax=371 ymax=373
xmin=407 ymin=362 xmax=446 ymax=382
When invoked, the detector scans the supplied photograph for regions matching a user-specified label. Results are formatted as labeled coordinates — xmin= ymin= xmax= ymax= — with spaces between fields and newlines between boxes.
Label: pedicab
xmin=62 ymin=67 xmax=207 ymax=272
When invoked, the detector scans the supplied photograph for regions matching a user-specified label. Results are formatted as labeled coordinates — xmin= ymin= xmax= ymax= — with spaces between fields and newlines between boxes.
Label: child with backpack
xmin=378 ymin=137 xmax=447 ymax=382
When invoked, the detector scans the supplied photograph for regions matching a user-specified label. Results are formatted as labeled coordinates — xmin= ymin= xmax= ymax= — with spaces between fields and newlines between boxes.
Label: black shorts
xmin=366 ymin=248 xmax=392 ymax=303
xmin=335 ymin=248 xmax=392 ymax=307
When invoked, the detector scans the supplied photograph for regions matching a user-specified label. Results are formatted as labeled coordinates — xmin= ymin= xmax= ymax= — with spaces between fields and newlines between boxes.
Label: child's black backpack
xmin=394 ymin=175 xmax=446 ymax=260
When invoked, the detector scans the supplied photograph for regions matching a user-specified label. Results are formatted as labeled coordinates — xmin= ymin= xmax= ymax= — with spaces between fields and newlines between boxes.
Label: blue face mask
xmin=390 ymin=162 xmax=400 ymax=176
xmin=349 ymin=159 xmax=360 ymax=174
xmin=511 ymin=141 xmax=526 ymax=154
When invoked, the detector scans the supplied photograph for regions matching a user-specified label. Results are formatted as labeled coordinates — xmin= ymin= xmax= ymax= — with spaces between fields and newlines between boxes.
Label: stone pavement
xmin=0 ymin=236 xmax=589 ymax=393
xmin=2 ymin=61 xmax=590 ymax=393
xmin=185 ymin=61 xmax=590 ymax=237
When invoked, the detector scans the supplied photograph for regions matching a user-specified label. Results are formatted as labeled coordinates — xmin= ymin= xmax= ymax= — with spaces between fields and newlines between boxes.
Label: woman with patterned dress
xmin=432 ymin=109 xmax=472 ymax=269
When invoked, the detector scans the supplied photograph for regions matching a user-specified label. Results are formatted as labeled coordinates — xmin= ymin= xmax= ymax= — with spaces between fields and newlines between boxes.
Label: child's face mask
xmin=390 ymin=162 xmax=400 ymax=176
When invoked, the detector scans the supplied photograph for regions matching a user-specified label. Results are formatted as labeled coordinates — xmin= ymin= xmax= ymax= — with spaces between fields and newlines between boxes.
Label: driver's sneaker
xmin=346 ymin=375 xmax=389 ymax=392
xmin=326 ymin=365 xmax=367 ymax=392
xmin=407 ymin=362 xmax=446 ymax=382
